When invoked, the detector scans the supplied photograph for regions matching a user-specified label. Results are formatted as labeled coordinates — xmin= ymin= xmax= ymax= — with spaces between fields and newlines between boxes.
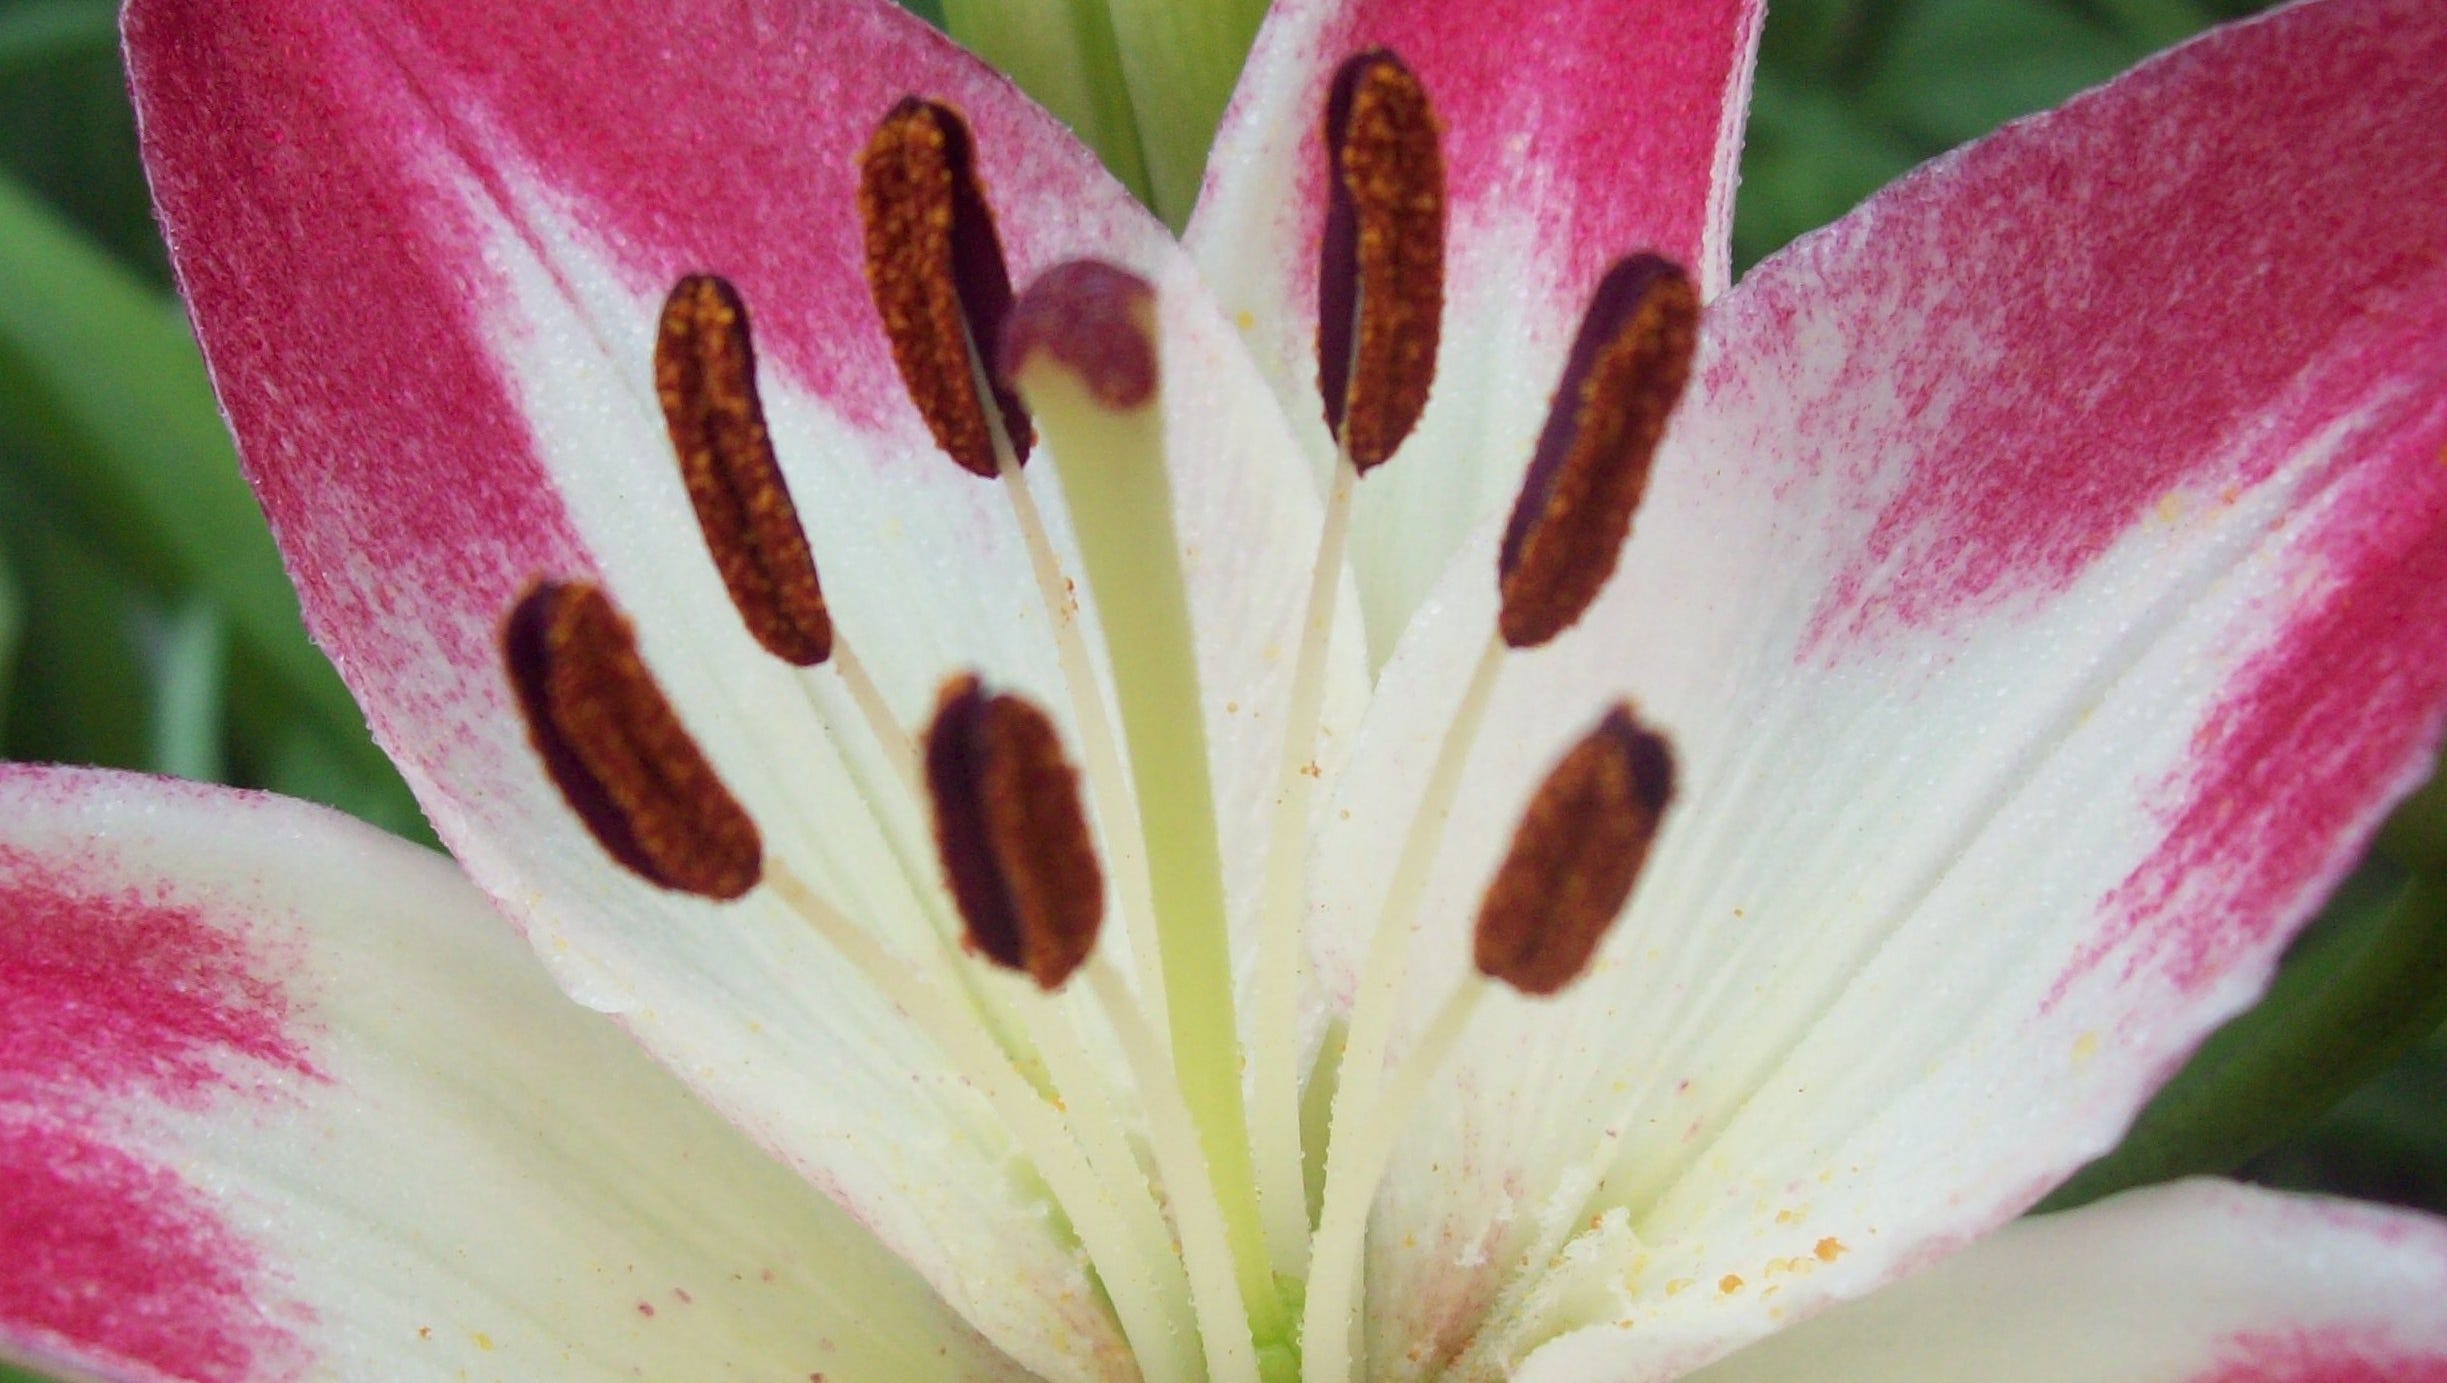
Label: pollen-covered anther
xmin=924 ymin=675 xmax=1105 ymax=990
xmin=655 ymin=274 xmax=832 ymax=666
xmin=999 ymin=259 xmax=1159 ymax=412
xmin=859 ymin=96 xmax=1031 ymax=477
xmin=1474 ymin=704 xmax=1675 ymax=996
xmin=505 ymin=580 xmax=763 ymax=900
xmin=1497 ymin=254 xmax=1701 ymax=649
xmin=1317 ymin=49 xmax=1446 ymax=471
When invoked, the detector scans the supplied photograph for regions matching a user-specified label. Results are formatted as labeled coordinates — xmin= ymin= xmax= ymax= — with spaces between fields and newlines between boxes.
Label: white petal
xmin=129 ymin=0 xmax=1354 ymax=1374
xmin=1682 ymin=1181 xmax=2447 ymax=1383
xmin=0 ymin=766 xmax=1021 ymax=1383
xmin=1186 ymin=0 xmax=1764 ymax=660
xmin=1307 ymin=1 xmax=2447 ymax=1376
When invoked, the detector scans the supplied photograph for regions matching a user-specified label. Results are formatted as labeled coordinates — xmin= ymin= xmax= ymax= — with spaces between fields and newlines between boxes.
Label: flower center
xmin=501 ymin=56 xmax=1700 ymax=1383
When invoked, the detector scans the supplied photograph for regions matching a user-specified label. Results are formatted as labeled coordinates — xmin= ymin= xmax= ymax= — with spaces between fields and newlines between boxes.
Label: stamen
xmin=860 ymin=97 xmax=1031 ymax=476
xmin=1253 ymin=49 xmax=1448 ymax=1278
xmin=504 ymin=580 xmax=761 ymax=900
xmin=762 ymin=861 xmax=1203 ymax=1383
xmin=1498 ymin=254 xmax=1700 ymax=649
xmin=1300 ymin=635 xmax=1501 ymax=1383
xmin=654 ymin=274 xmax=833 ymax=666
xmin=1304 ymin=710 xmax=1673 ymax=1383
xmin=1475 ymin=705 xmax=1675 ymax=995
xmin=924 ymin=675 xmax=1104 ymax=991
xmin=1317 ymin=49 xmax=1446 ymax=470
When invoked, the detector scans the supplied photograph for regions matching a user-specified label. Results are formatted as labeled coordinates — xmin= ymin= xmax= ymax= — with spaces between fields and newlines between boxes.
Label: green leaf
xmin=2073 ymin=0 xmax=2218 ymax=51
xmin=1733 ymin=72 xmax=1923 ymax=270
xmin=1098 ymin=0 xmax=1266 ymax=228
xmin=1862 ymin=0 xmax=2147 ymax=151
xmin=0 ymin=173 xmax=375 ymax=767
xmin=941 ymin=0 xmax=1156 ymax=209
xmin=2038 ymin=842 xmax=2447 ymax=1212
xmin=0 ymin=0 xmax=164 ymax=284
xmin=0 ymin=0 xmax=116 ymax=72
xmin=237 ymin=689 xmax=435 ymax=846
xmin=0 ymin=524 xmax=19 ymax=707
xmin=2245 ymin=1025 xmax=2447 ymax=1216
xmin=0 ymin=481 xmax=154 ymax=770
xmin=147 ymin=597 xmax=230 ymax=783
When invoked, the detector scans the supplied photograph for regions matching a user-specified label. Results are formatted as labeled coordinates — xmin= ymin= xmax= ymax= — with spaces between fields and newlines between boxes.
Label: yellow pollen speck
xmin=1815 ymin=1237 xmax=1846 ymax=1263
xmin=1774 ymin=1207 xmax=1799 ymax=1224
xmin=2155 ymin=492 xmax=2184 ymax=523
xmin=1664 ymin=1277 xmax=1693 ymax=1297
xmin=1718 ymin=1274 xmax=1744 ymax=1295
xmin=2073 ymin=1032 xmax=2101 ymax=1064
xmin=1236 ymin=309 xmax=1257 ymax=331
xmin=472 ymin=1332 xmax=494 ymax=1351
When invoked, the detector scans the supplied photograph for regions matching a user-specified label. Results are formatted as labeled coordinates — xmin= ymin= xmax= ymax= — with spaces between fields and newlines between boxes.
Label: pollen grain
xmin=1498 ymin=254 xmax=1699 ymax=649
xmin=504 ymin=580 xmax=762 ymax=900
xmin=1317 ymin=49 xmax=1446 ymax=471
xmin=860 ymin=97 xmax=1031 ymax=477
xmin=924 ymin=675 xmax=1105 ymax=990
xmin=655 ymin=274 xmax=832 ymax=666
xmin=1474 ymin=704 xmax=1675 ymax=996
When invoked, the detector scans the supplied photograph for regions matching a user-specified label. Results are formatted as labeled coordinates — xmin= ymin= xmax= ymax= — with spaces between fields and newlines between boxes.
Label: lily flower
xmin=6 ymin=0 xmax=2446 ymax=1380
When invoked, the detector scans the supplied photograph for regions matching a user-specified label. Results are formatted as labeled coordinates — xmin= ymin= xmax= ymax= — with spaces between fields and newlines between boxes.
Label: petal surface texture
xmin=1187 ymin=0 xmax=1765 ymax=659
xmin=126 ymin=1 xmax=1350 ymax=1377
xmin=0 ymin=765 xmax=1024 ymax=1383
xmin=1687 ymin=1181 xmax=2447 ymax=1382
xmin=1303 ymin=0 xmax=2447 ymax=1377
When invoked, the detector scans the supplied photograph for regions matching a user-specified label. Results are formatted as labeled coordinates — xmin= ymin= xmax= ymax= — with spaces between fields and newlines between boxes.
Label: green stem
xmin=1099 ymin=0 xmax=1268 ymax=228
xmin=941 ymin=0 xmax=1157 ymax=208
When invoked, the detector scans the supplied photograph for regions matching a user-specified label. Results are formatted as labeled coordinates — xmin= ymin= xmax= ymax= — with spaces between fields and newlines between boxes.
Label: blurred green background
xmin=0 ymin=0 xmax=2441 ymax=1377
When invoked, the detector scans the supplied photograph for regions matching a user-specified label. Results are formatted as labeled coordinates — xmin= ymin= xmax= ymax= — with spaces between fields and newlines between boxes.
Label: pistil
xmin=1003 ymin=259 xmax=1291 ymax=1375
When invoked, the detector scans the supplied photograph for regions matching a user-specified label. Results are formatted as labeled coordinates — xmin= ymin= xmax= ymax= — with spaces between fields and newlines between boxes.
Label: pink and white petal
xmin=1683 ymin=1182 xmax=2447 ymax=1383
xmin=1186 ymin=0 xmax=1764 ymax=659
xmin=0 ymin=766 xmax=1024 ymax=1383
xmin=1304 ymin=0 xmax=2447 ymax=1377
xmin=127 ymin=1 xmax=1346 ymax=1375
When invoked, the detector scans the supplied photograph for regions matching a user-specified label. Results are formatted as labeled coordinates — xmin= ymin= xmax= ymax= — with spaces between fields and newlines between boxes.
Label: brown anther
xmin=999 ymin=259 xmax=1160 ymax=412
xmin=656 ymin=274 xmax=833 ymax=667
xmin=1474 ymin=705 xmax=1674 ymax=996
xmin=860 ymin=97 xmax=1032 ymax=478
xmin=1318 ymin=50 xmax=1446 ymax=472
xmin=504 ymin=581 xmax=763 ymax=900
xmin=924 ymin=675 xmax=1104 ymax=989
xmin=1497 ymin=255 xmax=1700 ymax=649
